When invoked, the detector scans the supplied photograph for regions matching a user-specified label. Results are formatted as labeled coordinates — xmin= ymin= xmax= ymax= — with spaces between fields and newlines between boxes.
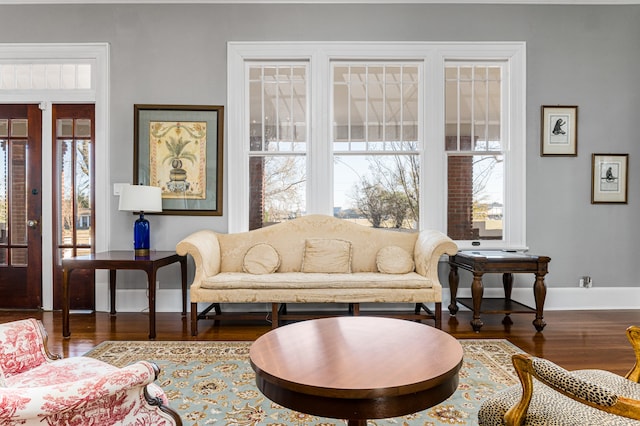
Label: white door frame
xmin=0 ymin=43 xmax=110 ymax=310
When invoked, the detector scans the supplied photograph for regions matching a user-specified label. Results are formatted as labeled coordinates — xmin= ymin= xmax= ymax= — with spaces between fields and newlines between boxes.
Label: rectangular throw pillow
xmin=301 ymin=238 xmax=352 ymax=273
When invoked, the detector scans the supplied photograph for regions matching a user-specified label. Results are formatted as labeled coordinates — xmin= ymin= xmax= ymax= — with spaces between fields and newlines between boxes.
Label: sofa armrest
xmin=176 ymin=230 xmax=222 ymax=286
xmin=414 ymin=229 xmax=458 ymax=286
xmin=0 ymin=361 xmax=159 ymax=421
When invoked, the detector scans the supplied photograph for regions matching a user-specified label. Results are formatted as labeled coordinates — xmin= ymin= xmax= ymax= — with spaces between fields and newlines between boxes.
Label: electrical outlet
xmin=579 ymin=276 xmax=592 ymax=288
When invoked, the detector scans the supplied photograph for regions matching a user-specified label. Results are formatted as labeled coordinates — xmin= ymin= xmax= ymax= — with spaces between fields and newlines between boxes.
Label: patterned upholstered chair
xmin=0 ymin=318 xmax=182 ymax=425
xmin=478 ymin=325 xmax=640 ymax=425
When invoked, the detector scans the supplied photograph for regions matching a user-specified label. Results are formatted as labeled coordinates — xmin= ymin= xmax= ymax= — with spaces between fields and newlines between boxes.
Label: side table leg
xmin=109 ymin=269 xmax=117 ymax=315
xmin=533 ymin=273 xmax=547 ymax=332
xmin=448 ymin=264 xmax=459 ymax=315
xmin=502 ymin=273 xmax=513 ymax=301
xmin=146 ymin=269 xmax=158 ymax=340
xmin=62 ymin=268 xmax=71 ymax=338
xmin=471 ymin=272 xmax=484 ymax=332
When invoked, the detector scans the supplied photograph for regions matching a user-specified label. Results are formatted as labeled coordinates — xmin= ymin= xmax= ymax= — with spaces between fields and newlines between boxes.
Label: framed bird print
xmin=591 ymin=153 xmax=628 ymax=204
xmin=540 ymin=105 xmax=578 ymax=156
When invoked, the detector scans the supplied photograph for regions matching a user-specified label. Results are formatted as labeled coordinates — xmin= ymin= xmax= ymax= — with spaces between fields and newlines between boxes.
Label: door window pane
xmin=10 ymin=141 xmax=27 ymax=246
xmin=11 ymin=248 xmax=27 ymax=267
xmin=57 ymin=139 xmax=74 ymax=246
xmin=0 ymin=140 xmax=6 ymax=246
xmin=75 ymin=140 xmax=92 ymax=246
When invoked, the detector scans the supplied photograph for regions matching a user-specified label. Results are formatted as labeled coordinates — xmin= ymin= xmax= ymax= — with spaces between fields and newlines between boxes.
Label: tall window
xmin=333 ymin=63 xmax=420 ymax=229
xmin=228 ymin=42 xmax=526 ymax=248
xmin=248 ymin=64 xmax=307 ymax=229
xmin=445 ymin=63 xmax=504 ymax=241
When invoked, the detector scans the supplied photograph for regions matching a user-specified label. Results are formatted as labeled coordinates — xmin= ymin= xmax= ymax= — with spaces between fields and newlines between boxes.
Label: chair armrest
xmin=0 ymin=319 xmax=61 ymax=379
xmin=626 ymin=325 xmax=640 ymax=382
xmin=0 ymin=361 xmax=158 ymax=421
xmin=176 ymin=230 xmax=222 ymax=286
xmin=504 ymin=353 xmax=640 ymax=425
xmin=414 ymin=229 xmax=458 ymax=285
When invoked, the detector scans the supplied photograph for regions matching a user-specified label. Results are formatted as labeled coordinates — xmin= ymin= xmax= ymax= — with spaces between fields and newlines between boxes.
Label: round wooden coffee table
xmin=249 ymin=316 xmax=463 ymax=426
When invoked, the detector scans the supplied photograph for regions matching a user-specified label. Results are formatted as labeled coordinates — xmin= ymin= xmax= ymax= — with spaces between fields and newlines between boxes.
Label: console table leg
xmin=533 ymin=273 xmax=547 ymax=332
xmin=470 ymin=272 xmax=484 ymax=332
xmin=448 ymin=264 xmax=459 ymax=315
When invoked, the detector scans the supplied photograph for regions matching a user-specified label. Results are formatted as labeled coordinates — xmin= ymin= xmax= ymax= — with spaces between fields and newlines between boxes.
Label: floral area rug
xmin=85 ymin=339 xmax=521 ymax=426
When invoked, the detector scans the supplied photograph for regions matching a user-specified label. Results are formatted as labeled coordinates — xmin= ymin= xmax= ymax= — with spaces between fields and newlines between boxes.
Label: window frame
xmin=227 ymin=41 xmax=526 ymax=249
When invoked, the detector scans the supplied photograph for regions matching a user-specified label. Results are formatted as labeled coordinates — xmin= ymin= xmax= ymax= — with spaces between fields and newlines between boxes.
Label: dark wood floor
xmin=1 ymin=309 xmax=638 ymax=376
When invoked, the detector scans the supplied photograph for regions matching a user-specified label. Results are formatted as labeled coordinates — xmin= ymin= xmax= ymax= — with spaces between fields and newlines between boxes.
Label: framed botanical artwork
xmin=133 ymin=104 xmax=224 ymax=215
xmin=540 ymin=105 xmax=578 ymax=156
xmin=591 ymin=153 xmax=628 ymax=204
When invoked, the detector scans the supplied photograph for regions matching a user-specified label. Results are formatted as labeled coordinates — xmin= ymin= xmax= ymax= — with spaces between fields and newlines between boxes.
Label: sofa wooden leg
xmin=272 ymin=303 xmax=279 ymax=328
xmin=435 ymin=302 xmax=442 ymax=329
xmin=191 ymin=303 xmax=198 ymax=336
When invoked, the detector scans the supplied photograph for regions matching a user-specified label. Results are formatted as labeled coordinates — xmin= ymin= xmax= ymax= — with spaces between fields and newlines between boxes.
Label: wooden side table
xmin=62 ymin=250 xmax=187 ymax=339
xmin=448 ymin=251 xmax=550 ymax=332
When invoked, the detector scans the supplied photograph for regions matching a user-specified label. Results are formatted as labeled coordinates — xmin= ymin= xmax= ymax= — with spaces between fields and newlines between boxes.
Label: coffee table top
xmin=250 ymin=317 xmax=463 ymax=421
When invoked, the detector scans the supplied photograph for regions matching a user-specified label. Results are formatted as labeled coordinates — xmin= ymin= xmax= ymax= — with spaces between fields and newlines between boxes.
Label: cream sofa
xmin=176 ymin=214 xmax=457 ymax=335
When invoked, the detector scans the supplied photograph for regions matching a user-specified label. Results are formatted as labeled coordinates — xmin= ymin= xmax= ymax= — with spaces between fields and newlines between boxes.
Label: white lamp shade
xmin=118 ymin=185 xmax=163 ymax=213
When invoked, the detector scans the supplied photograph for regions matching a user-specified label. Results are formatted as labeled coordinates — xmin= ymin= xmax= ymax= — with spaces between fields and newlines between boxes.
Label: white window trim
xmin=0 ymin=43 xmax=110 ymax=310
xmin=227 ymin=41 xmax=526 ymax=249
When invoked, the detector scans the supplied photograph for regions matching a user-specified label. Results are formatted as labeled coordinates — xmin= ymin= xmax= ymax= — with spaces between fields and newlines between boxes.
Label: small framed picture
xmin=591 ymin=153 xmax=628 ymax=204
xmin=540 ymin=105 xmax=578 ymax=156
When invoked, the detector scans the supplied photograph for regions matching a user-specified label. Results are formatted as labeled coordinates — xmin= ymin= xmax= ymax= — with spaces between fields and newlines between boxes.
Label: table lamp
xmin=118 ymin=184 xmax=162 ymax=256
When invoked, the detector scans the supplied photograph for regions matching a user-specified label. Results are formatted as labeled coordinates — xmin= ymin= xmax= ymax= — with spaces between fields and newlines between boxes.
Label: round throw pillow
xmin=242 ymin=243 xmax=281 ymax=274
xmin=376 ymin=246 xmax=415 ymax=274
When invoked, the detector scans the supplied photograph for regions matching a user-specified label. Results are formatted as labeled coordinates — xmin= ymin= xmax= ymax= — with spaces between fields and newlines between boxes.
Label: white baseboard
xmin=95 ymin=286 xmax=640 ymax=313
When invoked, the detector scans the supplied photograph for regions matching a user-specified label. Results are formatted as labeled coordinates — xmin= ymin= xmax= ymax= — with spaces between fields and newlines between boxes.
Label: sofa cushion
xmin=301 ymin=238 xmax=352 ymax=273
xmin=201 ymin=272 xmax=432 ymax=290
xmin=376 ymin=245 xmax=415 ymax=274
xmin=242 ymin=243 xmax=281 ymax=274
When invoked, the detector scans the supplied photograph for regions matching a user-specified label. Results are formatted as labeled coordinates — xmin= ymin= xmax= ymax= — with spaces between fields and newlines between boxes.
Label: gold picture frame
xmin=540 ymin=105 xmax=578 ymax=156
xmin=133 ymin=104 xmax=224 ymax=215
xmin=591 ymin=153 xmax=628 ymax=204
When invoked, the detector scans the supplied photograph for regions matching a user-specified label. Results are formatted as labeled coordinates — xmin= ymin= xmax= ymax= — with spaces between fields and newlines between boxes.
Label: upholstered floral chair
xmin=478 ymin=325 xmax=640 ymax=425
xmin=0 ymin=318 xmax=182 ymax=425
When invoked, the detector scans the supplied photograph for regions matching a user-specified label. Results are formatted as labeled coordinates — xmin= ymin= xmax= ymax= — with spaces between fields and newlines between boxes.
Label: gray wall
xmin=2 ymin=3 xmax=639 ymax=292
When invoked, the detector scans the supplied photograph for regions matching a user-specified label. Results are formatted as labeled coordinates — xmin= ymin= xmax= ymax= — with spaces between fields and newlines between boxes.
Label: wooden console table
xmin=448 ymin=251 xmax=550 ymax=332
xmin=62 ymin=250 xmax=187 ymax=339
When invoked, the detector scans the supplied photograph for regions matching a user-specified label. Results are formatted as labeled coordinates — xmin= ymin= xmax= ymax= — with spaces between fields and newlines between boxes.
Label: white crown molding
xmin=1 ymin=0 xmax=639 ymax=5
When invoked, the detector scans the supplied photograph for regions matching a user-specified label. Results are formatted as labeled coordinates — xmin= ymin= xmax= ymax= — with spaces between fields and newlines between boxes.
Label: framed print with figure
xmin=541 ymin=105 xmax=578 ymax=156
xmin=133 ymin=104 xmax=224 ymax=215
xmin=591 ymin=153 xmax=628 ymax=204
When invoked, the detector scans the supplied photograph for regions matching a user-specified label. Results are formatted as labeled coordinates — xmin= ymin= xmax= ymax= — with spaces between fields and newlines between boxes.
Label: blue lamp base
xmin=133 ymin=212 xmax=151 ymax=256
